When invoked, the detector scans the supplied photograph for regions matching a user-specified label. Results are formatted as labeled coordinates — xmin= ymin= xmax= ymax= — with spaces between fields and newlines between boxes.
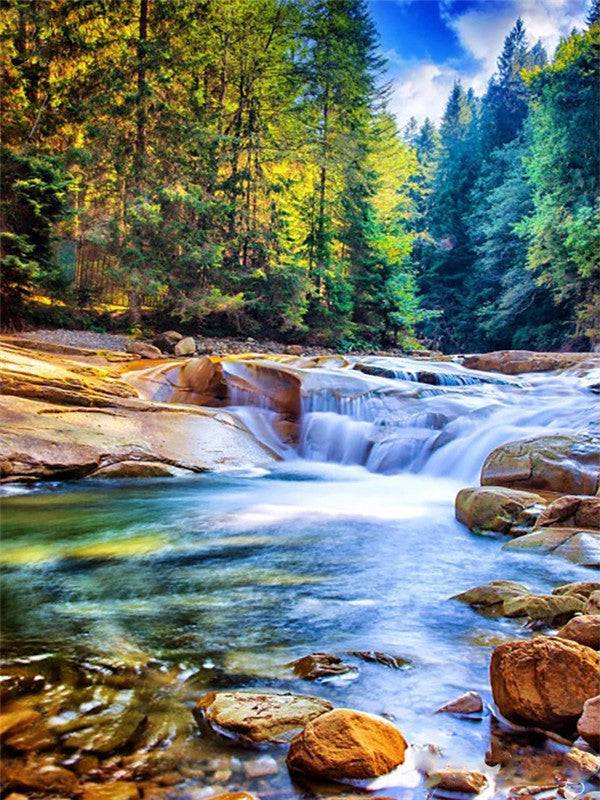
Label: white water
xmin=221 ymin=358 xmax=597 ymax=484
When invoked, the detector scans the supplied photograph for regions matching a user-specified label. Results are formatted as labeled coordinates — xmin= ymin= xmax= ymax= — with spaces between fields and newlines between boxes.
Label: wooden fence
xmin=59 ymin=239 xmax=162 ymax=308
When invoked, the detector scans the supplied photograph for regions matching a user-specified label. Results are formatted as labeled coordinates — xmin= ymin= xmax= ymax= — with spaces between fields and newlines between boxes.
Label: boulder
xmin=462 ymin=350 xmax=599 ymax=375
xmin=194 ymin=691 xmax=332 ymax=745
xmin=481 ymin=434 xmax=600 ymax=495
xmin=585 ymin=591 xmax=600 ymax=614
xmin=553 ymin=581 xmax=600 ymax=600
xmin=435 ymin=691 xmax=483 ymax=716
xmin=152 ymin=330 xmax=183 ymax=353
xmin=429 ymin=769 xmax=488 ymax=794
xmin=289 ymin=653 xmax=357 ymax=681
xmin=174 ymin=336 xmax=196 ymax=356
xmin=577 ymin=696 xmax=599 ymax=751
xmin=501 ymin=594 xmax=585 ymax=626
xmin=503 ymin=527 xmax=600 ymax=566
xmin=453 ymin=580 xmax=530 ymax=611
xmin=535 ymin=495 xmax=599 ymax=530
xmin=284 ymin=345 xmax=304 ymax=356
xmin=125 ymin=341 xmax=163 ymax=359
xmin=286 ymin=708 xmax=407 ymax=781
xmin=88 ymin=460 xmax=189 ymax=479
xmin=490 ymin=637 xmax=599 ymax=732
xmin=557 ymin=615 xmax=600 ymax=650
xmin=455 ymin=486 xmax=546 ymax=534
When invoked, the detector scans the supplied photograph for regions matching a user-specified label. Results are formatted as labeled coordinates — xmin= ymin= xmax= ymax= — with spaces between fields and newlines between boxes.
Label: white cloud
xmin=388 ymin=60 xmax=461 ymax=127
xmin=386 ymin=0 xmax=588 ymax=128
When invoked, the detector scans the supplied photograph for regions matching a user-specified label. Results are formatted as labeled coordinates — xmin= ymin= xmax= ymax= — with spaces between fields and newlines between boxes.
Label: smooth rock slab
xmin=286 ymin=708 xmax=407 ymax=781
xmin=455 ymin=486 xmax=546 ymax=534
xmin=577 ymin=695 xmax=600 ymax=752
xmin=194 ymin=691 xmax=333 ymax=745
xmin=490 ymin=637 xmax=599 ymax=733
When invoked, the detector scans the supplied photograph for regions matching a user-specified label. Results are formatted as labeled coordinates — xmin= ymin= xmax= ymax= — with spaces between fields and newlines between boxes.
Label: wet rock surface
xmin=435 ymin=691 xmax=484 ymax=717
xmin=286 ymin=708 xmax=407 ymax=781
xmin=429 ymin=768 xmax=488 ymax=794
xmin=455 ymin=486 xmax=547 ymax=534
xmin=557 ymin=615 xmax=600 ymax=650
xmin=288 ymin=652 xmax=358 ymax=681
xmin=578 ymin=696 xmax=600 ymax=751
xmin=490 ymin=637 xmax=600 ymax=733
xmin=462 ymin=350 xmax=600 ymax=376
xmin=0 ymin=344 xmax=276 ymax=481
xmin=194 ymin=691 xmax=333 ymax=745
xmin=480 ymin=433 xmax=600 ymax=495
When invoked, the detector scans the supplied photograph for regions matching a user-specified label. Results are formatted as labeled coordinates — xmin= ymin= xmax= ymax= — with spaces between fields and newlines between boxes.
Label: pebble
xmin=243 ymin=755 xmax=278 ymax=779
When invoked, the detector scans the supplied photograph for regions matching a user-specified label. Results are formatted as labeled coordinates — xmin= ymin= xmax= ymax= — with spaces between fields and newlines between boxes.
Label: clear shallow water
xmin=1 ymin=362 xmax=597 ymax=796
xmin=0 ymin=464 xmax=592 ymax=784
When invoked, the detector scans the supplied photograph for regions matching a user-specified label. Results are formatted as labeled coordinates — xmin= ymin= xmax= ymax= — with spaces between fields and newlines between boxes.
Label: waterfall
xmin=129 ymin=355 xmax=596 ymax=483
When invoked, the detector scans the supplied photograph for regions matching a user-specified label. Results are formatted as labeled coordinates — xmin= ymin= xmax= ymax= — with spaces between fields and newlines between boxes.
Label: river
xmin=1 ymin=357 xmax=597 ymax=797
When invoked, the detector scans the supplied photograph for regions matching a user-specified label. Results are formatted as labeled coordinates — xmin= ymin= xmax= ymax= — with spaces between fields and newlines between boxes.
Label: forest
xmin=1 ymin=0 xmax=599 ymax=352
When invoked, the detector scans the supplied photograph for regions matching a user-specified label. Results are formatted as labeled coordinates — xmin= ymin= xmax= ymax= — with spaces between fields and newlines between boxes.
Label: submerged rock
xmin=286 ymin=708 xmax=407 ymax=781
xmin=429 ymin=768 xmax=488 ymax=794
xmin=577 ymin=695 xmax=600 ymax=751
xmin=481 ymin=433 xmax=600 ymax=495
xmin=0 ymin=760 xmax=78 ymax=795
xmin=289 ymin=652 xmax=357 ymax=681
xmin=557 ymin=615 xmax=600 ymax=650
xmin=194 ymin=691 xmax=332 ymax=745
xmin=347 ymin=650 xmax=410 ymax=670
xmin=490 ymin=637 xmax=599 ymax=733
xmin=82 ymin=782 xmax=140 ymax=800
xmin=435 ymin=691 xmax=483 ymax=717
xmin=503 ymin=527 xmax=600 ymax=567
xmin=62 ymin=709 xmax=146 ymax=754
xmin=455 ymin=486 xmax=546 ymax=534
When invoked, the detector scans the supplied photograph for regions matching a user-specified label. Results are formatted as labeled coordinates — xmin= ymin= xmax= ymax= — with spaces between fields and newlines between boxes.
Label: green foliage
xmin=1 ymin=147 xmax=69 ymax=323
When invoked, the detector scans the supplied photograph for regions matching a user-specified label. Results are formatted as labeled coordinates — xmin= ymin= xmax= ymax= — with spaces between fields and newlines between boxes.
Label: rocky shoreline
xmin=1 ymin=335 xmax=599 ymax=798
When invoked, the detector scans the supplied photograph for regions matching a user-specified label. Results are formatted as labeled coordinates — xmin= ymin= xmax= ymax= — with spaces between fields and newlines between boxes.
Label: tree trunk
xmin=135 ymin=0 xmax=149 ymax=179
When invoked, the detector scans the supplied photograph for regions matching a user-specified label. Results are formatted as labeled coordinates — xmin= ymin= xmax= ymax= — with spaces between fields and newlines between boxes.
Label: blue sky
xmin=367 ymin=0 xmax=590 ymax=127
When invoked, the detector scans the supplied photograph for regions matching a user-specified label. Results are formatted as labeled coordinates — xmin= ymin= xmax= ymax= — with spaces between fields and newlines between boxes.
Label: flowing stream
xmin=1 ymin=356 xmax=597 ymax=797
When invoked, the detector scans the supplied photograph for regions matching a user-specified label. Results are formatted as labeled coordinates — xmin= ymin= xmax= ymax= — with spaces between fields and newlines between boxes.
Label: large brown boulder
xmin=490 ymin=637 xmax=599 ymax=733
xmin=194 ymin=691 xmax=332 ymax=745
xmin=481 ymin=434 xmax=600 ymax=495
xmin=557 ymin=615 xmax=600 ymax=651
xmin=455 ymin=486 xmax=546 ymax=534
xmin=577 ymin=695 xmax=599 ymax=751
xmin=286 ymin=708 xmax=407 ymax=781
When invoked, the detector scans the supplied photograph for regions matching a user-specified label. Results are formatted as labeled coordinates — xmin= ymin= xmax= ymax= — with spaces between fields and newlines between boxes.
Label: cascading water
xmin=216 ymin=356 xmax=597 ymax=483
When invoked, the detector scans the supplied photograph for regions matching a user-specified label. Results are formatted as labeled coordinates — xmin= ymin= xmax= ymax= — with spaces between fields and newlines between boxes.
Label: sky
xmin=367 ymin=0 xmax=590 ymax=129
